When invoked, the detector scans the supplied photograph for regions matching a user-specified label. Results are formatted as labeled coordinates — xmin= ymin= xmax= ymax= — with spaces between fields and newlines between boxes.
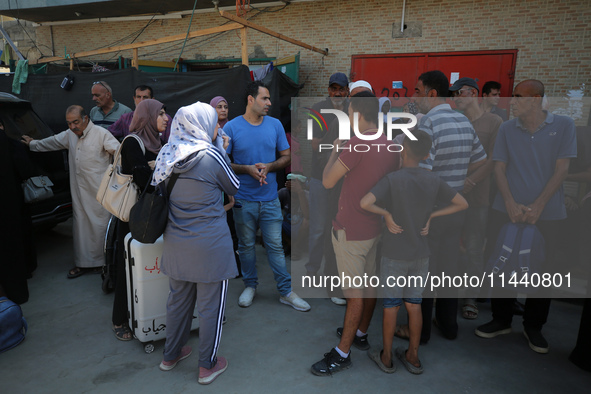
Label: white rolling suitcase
xmin=124 ymin=233 xmax=199 ymax=353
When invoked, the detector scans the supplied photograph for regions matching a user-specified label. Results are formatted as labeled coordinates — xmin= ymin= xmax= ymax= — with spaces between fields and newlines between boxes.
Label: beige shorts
xmin=331 ymin=228 xmax=379 ymax=290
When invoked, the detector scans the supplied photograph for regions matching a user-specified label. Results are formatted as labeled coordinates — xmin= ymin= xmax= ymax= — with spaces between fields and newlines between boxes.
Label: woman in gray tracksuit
xmin=152 ymin=102 xmax=239 ymax=384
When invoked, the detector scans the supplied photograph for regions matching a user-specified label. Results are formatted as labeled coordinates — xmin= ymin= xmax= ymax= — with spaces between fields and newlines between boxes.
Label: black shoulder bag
xmin=128 ymin=173 xmax=180 ymax=244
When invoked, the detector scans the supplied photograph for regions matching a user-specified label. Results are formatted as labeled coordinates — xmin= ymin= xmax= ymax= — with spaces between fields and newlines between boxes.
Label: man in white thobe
xmin=22 ymin=105 xmax=120 ymax=278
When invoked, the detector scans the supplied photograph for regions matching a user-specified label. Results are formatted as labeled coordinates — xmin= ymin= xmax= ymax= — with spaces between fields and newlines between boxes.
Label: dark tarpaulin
xmin=0 ymin=66 xmax=252 ymax=131
xmin=0 ymin=66 xmax=302 ymax=192
xmin=0 ymin=66 xmax=301 ymax=132
xmin=262 ymin=67 xmax=303 ymax=188
xmin=263 ymin=67 xmax=303 ymax=129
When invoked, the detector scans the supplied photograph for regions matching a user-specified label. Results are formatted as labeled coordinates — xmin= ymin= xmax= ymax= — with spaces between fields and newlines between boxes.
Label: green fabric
xmin=12 ymin=59 xmax=29 ymax=94
xmin=0 ymin=43 xmax=10 ymax=65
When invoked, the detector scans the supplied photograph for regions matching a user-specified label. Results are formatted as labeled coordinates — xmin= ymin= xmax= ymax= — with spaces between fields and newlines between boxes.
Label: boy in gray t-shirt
xmin=360 ymin=130 xmax=468 ymax=374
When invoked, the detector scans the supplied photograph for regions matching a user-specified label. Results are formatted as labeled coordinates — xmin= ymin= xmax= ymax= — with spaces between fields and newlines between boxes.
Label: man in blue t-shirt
xmin=225 ymin=81 xmax=310 ymax=312
xmin=475 ymin=80 xmax=577 ymax=354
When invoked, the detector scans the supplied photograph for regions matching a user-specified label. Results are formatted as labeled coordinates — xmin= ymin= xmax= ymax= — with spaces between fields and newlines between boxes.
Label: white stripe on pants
xmin=163 ymin=278 xmax=227 ymax=369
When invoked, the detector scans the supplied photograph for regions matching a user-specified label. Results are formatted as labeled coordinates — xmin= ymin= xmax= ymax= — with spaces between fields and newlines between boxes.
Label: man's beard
xmin=330 ymin=96 xmax=345 ymax=107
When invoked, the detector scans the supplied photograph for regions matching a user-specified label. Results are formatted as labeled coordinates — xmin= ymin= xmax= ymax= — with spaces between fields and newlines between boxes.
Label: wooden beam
xmin=274 ymin=54 xmax=297 ymax=66
xmin=33 ymin=23 xmax=244 ymax=64
xmin=34 ymin=55 xmax=71 ymax=65
xmin=138 ymin=60 xmax=177 ymax=68
xmin=219 ymin=10 xmax=328 ymax=56
xmin=240 ymin=27 xmax=249 ymax=66
xmin=132 ymin=48 xmax=139 ymax=70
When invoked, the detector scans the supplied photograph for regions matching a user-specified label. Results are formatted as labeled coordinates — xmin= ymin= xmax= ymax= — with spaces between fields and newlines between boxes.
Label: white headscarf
xmin=151 ymin=102 xmax=218 ymax=185
xmin=378 ymin=97 xmax=391 ymax=123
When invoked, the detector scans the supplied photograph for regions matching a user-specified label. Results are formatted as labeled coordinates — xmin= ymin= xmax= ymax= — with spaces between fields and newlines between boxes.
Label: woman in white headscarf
xmin=378 ymin=96 xmax=394 ymax=126
xmin=154 ymin=102 xmax=239 ymax=385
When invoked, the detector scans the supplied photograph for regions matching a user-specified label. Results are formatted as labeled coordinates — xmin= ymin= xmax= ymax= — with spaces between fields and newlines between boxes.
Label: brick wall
xmin=32 ymin=0 xmax=591 ymax=97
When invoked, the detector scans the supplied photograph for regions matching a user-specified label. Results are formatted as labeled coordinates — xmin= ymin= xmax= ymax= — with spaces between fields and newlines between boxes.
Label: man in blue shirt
xmin=475 ymin=80 xmax=577 ymax=354
xmin=225 ymin=81 xmax=310 ymax=312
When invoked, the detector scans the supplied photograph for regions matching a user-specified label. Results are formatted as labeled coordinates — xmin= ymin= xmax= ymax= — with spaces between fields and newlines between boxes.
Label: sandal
xmin=394 ymin=324 xmax=410 ymax=340
xmin=67 ymin=267 xmax=101 ymax=279
xmin=395 ymin=347 xmax=424 ymax=374
xmin=462 ymin=303 xmax=478 ymax=320
xmin=113 ymin=325 xmax=133 ymax=341
xmin=368 ymin=348 xmax=396 ymax=373
xmin=67 ymin=267 xmax=85 ymax=279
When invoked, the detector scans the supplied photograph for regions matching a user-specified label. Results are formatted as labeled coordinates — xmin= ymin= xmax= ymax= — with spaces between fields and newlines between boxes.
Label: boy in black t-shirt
xmin=360 ymin=130 xmax=468 ymax=374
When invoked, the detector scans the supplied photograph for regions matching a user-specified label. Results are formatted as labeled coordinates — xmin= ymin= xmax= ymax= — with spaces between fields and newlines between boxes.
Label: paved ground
xmin=1 ymin=219 xmax=590 ymax=393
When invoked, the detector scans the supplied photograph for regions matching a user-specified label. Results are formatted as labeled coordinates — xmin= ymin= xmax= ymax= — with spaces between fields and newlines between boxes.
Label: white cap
xmin=349 ymin=80 xmax=373 ymax=92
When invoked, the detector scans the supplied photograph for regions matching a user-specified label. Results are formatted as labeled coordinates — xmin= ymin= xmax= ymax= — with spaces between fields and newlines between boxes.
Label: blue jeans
xmin=233 ymin=198 xmax=291 ymax=296
xmin=462 ymin=206 xmax=488 ymax=300
xmin=383 ymin=297 xmax=422 ymax=308
xmin=380 ymin=256 xmax=429 ymax=304
xmin=305 ymin=178 xmax=329 ymax=274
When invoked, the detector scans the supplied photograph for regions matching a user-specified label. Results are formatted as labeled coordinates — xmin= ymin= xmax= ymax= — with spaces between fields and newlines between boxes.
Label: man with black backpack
xmin=475 ymin=80 xmax=577 ymax=354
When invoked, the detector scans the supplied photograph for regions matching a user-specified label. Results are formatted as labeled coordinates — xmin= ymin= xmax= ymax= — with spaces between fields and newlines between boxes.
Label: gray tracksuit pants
xmin=163 ymin=278 xmax=227 ymax=369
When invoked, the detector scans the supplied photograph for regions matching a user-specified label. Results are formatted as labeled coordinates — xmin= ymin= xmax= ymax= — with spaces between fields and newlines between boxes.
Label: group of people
xmin=302 ymin=71 xmax=589 ymax=376
xmin=17 ymin=79 xmax=311 ymax=384
xmin=7 ymin=67 xmax=590 ymax=384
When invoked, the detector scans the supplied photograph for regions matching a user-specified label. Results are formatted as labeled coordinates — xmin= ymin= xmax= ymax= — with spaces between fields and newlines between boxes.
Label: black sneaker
xmin=475 ymin=320 xmax=511 ymax=338
xmin=336 ymin=327 xmax=370 ymax=350
xmin=311 ymin=348 xmax=352 ymax=376
xmin=523 ymin=328 xmax=549 ymax=354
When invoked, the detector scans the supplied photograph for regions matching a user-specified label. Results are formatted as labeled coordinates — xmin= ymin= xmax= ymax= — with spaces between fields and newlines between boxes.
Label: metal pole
xmin=0 ymin=25 xmax=25 ymax=60
xmin=401 ymin=0 xmax=406 ymax=33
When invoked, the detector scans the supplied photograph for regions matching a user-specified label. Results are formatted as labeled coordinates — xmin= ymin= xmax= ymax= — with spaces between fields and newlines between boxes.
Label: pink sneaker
xmin=159 ymin=346 xmax=192 ymax=371
xmin=198 ymin=356 xmax=228 ymax=385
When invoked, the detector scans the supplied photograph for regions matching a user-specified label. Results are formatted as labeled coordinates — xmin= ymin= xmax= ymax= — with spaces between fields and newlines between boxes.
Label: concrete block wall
xmin=32 ymin=0 xmax=590 ymax=97
xmin=2 ymin=20 xmax=39 ymax=60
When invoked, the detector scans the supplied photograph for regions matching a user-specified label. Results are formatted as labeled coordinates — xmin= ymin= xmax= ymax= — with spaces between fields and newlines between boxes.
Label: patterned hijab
xmin=129 ymin=99 xmax=164 ymax=155
xmin=209 ymin=95 xmax=229 ymax=128
xmin=151 ymin=102 xmax=218 ymax=185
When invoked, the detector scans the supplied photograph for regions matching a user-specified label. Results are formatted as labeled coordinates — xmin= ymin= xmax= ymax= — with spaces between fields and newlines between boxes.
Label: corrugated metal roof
xmin=0 ymin=0 xmax=290 ymax=23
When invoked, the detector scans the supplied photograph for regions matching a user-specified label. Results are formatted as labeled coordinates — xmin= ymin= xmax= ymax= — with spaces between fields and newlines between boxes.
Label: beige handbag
xmin=96 ymin=135 xmax=145 ymax=222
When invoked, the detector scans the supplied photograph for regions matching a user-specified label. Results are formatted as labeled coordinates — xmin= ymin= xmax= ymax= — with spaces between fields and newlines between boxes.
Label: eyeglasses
xmin=93 ymin=81 xmax=111 ymax=93
xmin=452 ymin=88 xmax=473 ymax=97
